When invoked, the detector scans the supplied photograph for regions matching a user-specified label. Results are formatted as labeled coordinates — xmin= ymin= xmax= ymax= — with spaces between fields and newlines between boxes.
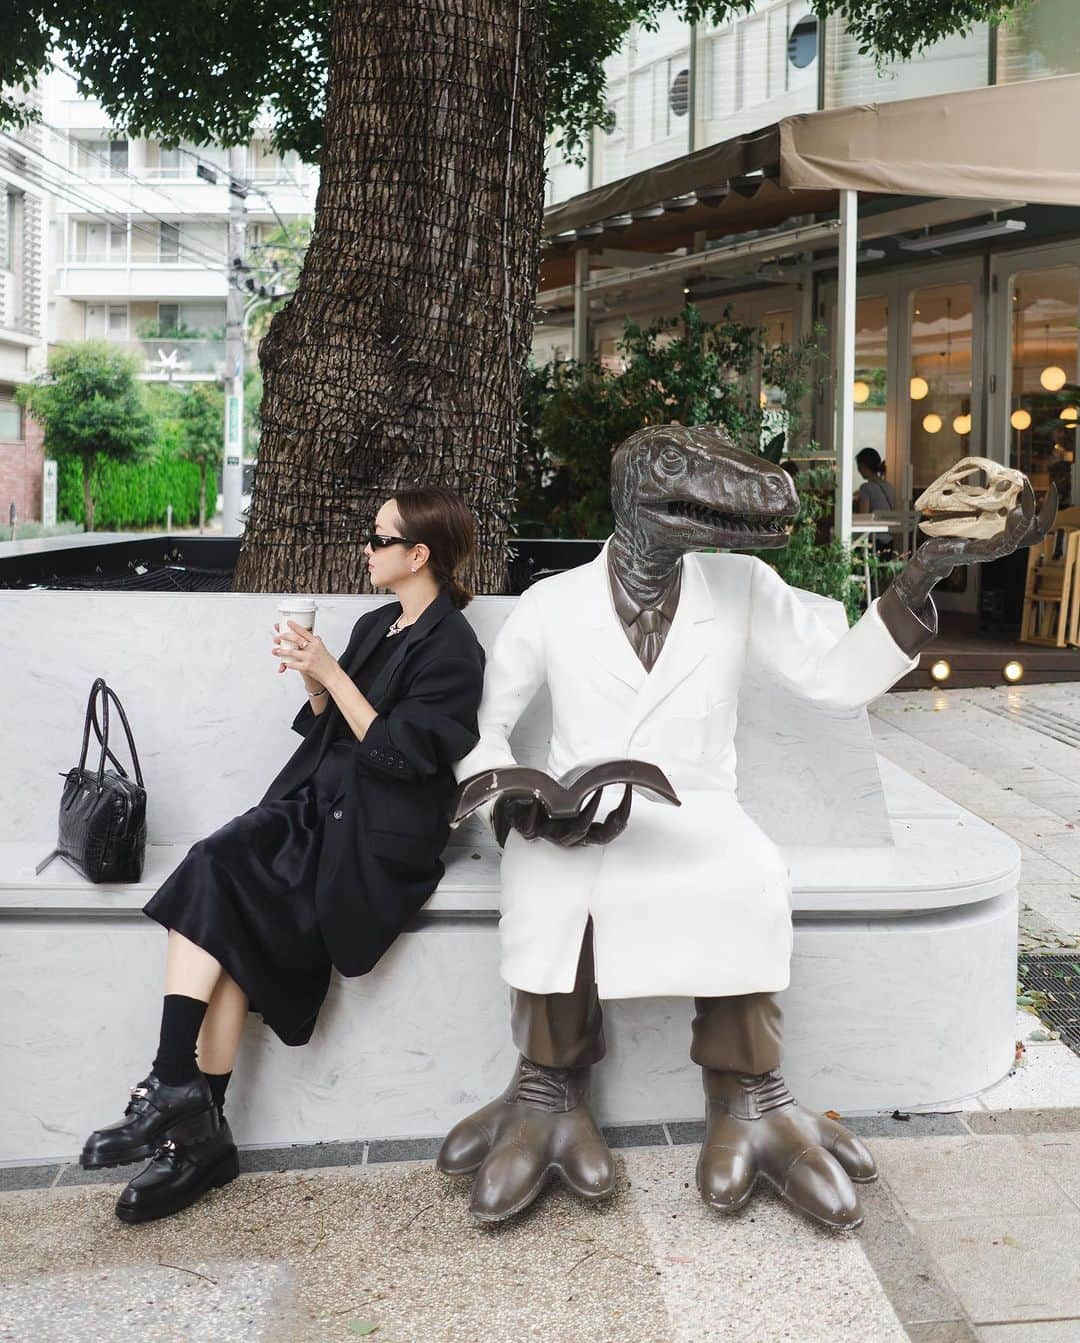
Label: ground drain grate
xmin=1019 ymin=953 xmax=1080 ymax=1056
xmin=980 ymin=700 xmax=1080 ymax=749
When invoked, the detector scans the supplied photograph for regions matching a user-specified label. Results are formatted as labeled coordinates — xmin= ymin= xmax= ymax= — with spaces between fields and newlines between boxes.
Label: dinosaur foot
xmin=437 ymin=1056 xmax=616 ymax=1223
xmin=697 ymin=1069 xmax=877 ymax=1230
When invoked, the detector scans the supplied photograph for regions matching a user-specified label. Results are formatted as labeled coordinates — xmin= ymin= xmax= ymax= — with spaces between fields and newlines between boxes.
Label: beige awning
xmin=779 ymin=73 xmax=1080 ymax=207
xmin=541 ymin=74 xmax=1080 ymax=254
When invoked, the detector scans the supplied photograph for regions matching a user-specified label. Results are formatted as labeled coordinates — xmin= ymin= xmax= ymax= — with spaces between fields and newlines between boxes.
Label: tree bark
xmin=232 ymin=0 xmax=547 ymax=595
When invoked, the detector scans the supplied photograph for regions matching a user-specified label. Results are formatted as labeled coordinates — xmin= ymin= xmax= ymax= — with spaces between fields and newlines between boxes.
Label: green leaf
xmin=347 ymin=1324 xmax=379 ymax=1337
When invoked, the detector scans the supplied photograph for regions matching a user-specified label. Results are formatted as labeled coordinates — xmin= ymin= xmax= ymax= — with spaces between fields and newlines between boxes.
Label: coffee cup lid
xmin=278 ymin=596 xmax=317 ymax=610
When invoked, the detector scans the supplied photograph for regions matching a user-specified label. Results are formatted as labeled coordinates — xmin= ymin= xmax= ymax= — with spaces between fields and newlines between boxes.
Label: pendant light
xmin=922 ymin=413 xmax=943 ymax=434
xmin=1011 ymin=407 xmax=1032 ymax=430
xmin=910 ymin=376 xmax=929 ymax=400
xmin=852 ymin=380 xmax=870 ymax=404
xmin=953 ymin=413 xmax=972 ymax=435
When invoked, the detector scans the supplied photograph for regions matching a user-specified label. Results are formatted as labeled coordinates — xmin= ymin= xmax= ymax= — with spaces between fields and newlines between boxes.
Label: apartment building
xmin=42 ymin=64 xmax=316 ymax=386
xmin=0 ymin=86 xmax=48 ymax=525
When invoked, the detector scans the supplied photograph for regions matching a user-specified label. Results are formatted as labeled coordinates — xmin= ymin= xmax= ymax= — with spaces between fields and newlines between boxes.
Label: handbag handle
xmin=74 ymin=678 xmax=145 ymax=794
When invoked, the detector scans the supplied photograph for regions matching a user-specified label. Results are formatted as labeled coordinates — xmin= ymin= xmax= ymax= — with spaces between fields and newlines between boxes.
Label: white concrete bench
xmin=0 ymin=589 xmax=1019 ymax=1164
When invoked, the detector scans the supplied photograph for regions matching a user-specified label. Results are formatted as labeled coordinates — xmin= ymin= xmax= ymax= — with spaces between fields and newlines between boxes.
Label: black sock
xmin=205 ymin=1071 xmax=232 ymax=1117
xmin=152 ymin=994 xmax=209 ymax=1086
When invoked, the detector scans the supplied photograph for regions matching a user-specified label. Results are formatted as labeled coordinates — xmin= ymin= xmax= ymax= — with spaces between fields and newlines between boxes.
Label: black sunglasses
xmin=365 ymin=532 xmax=414 ymax=550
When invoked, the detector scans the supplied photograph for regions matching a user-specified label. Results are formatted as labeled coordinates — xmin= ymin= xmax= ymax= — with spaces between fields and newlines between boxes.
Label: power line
xmin=1 ymin=131 xmax=228 ymax=272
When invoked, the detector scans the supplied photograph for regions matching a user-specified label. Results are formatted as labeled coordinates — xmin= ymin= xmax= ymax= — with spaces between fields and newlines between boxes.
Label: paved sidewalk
xmin=4 ymin=682 xmax=1080 ymax=1342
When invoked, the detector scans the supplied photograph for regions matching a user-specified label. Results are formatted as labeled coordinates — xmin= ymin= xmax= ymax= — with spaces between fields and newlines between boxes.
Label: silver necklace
xmin=386 ymin=612 xmax=412 ymax=636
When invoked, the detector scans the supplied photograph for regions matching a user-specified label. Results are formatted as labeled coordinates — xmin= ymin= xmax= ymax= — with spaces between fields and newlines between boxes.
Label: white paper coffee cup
xmin=276 ymin=597 xmax=317 ymax=648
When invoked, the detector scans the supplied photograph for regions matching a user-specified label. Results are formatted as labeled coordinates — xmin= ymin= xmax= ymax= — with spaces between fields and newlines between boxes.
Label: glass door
xmin=989 ymin=248 xmax=1080 ymax=510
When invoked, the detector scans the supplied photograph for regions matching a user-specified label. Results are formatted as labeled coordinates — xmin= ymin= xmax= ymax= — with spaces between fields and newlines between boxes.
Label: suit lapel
xmin=584 ymin=537 xmax=649 ymax=694
xmin=631 ymin=549 xmax=713 ymax=731
xmin=583 ymin=535 xmax=715 ymax=731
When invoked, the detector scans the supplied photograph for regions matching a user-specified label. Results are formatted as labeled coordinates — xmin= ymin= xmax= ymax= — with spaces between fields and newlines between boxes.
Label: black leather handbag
xmin=35 ymin=678 xmax=148 ymax=882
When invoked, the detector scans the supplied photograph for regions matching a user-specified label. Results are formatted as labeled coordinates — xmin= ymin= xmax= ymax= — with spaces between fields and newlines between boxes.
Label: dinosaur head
xmin=610 ymin=424 xmax=799 ymax=573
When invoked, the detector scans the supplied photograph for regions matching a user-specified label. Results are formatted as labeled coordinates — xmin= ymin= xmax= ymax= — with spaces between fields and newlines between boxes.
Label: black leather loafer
xmin=115 ymin=1117 xmax=239 ymax=1224
xmin=81 ymin=1072 xmax=215 ymax=1170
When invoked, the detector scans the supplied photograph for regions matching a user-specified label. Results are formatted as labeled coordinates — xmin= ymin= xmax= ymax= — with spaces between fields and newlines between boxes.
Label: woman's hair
xmin=391 ymin=484 xmax=477 ymax=609
xmin=856 ymin=447 xmax=885 ymax=476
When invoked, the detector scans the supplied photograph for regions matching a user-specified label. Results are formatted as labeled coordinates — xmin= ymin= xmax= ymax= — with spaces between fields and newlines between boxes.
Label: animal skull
xmin=914 ymin=457 xmax=1025 ymax=539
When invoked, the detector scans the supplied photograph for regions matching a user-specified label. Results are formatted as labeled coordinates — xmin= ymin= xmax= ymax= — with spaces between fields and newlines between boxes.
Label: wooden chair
xmin=1020 ymin=505 xmax=1080 ymax=648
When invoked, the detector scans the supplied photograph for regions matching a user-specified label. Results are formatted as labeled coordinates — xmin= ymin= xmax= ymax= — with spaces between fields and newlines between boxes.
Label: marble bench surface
xmin=0 ymin=758 xmax=1019 ymax=918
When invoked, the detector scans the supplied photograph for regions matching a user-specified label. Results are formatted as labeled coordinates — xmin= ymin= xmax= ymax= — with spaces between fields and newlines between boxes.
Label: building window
xmin=159 ymin=221 xmax=180 ymax=263
xmin=997 ymin=0 xmax=1080 ymax=83
xmin=84 ymin=303 xmax=129 ymax=340
xmin=0 ymin=395 xmax=23 ymax=441
xmin=788 ymin=14 xmax=818 ymax=70
xmin=3 ymin=191 xmax=16 ymax=270
xmin=76 ymin=138 xmax=129 ymax=178
xmin=669 ymin=68 xmax=690 ymax=117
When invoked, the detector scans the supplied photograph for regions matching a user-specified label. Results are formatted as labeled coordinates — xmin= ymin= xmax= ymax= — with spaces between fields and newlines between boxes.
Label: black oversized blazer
xmin=259 ymin=589 xmax=485 ymax=976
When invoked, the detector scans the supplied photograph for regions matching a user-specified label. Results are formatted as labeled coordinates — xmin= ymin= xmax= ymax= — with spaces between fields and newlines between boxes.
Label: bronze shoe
xmin=437 ymin=1055 xmax=616 ymax=1223
xmin=697 ymin=1068 xmax=877 ymax=1230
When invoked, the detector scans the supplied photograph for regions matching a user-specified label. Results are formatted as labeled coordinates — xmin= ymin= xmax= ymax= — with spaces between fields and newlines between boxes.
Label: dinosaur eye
xmin=659 ymin=447 xmax=682 ymax=474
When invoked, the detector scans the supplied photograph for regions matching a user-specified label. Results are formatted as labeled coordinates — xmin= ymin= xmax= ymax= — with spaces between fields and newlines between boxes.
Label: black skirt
xmin=142 ymin=739 xmax=356 ymax=1047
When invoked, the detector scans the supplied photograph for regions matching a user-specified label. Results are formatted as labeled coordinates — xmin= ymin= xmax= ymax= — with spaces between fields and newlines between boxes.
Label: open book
xmin=451 ymin=759 xmax=680 ymax=847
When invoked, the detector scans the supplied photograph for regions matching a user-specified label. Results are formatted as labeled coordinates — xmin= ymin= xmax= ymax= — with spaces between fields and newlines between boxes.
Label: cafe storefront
xmin=532 ymin=75 xmax=1080 ymax=671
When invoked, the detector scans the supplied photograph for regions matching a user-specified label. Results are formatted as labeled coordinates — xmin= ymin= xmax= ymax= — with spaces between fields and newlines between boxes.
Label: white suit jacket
xmin=455 ymin=536 xmax=919 ymax=998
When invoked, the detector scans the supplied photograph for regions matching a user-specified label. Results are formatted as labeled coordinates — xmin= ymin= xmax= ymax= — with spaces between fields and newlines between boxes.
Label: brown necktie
xmin=634 ymin=608 xmax=666 ymax=672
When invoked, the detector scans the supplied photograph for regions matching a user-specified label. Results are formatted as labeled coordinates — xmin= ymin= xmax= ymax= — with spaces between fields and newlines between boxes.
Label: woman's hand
xmin=272 ymin=620 xmax=340 ymax=689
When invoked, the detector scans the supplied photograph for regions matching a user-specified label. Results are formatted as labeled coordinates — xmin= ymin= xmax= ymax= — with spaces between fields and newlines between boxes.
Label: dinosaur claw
xmin=776 ymin=1147 xmax=864 ymax=1229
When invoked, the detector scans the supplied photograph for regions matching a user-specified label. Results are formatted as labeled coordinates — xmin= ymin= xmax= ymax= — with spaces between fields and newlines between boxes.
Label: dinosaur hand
xmin=493 ymin=790 xmax=605 ymax=848
xmin=915 ymin=480 xmax=1055 ymax=578
xmin=895 ymin=481 xmax=1056 ymax=611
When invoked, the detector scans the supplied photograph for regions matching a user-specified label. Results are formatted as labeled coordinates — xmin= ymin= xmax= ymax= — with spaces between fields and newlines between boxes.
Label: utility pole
xmin=222 ymin=145 xmax=247 ymax=536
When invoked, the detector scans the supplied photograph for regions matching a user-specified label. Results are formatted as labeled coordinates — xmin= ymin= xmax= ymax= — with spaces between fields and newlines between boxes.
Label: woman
xmin=80 ymin=485 xmax=486 ymax=1223
xmin=854 ymin=447 xmax=897 ymax=513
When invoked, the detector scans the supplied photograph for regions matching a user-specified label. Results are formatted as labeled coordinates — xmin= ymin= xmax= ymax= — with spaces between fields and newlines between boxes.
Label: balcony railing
xmin=129 ymin=338 xmax=227 ymax=379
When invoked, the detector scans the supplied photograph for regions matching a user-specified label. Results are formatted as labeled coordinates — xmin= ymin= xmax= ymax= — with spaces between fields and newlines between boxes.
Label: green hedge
xmin=57 ymin=447 xmax=203 ymax=529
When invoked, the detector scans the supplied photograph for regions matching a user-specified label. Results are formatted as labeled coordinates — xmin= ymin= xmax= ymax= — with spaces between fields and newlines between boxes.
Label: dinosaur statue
xmin=438 ymin=424 xmax=1055 ymax=1229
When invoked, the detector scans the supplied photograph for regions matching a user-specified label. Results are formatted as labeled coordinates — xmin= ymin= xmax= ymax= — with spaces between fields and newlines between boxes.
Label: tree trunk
xmin=82 ymin=459 xmax=94 ymax=533
xmin=232 ymin=0 xmax=547 ymax=595
xmin=198 ymin=464 xmax=207 ymax=534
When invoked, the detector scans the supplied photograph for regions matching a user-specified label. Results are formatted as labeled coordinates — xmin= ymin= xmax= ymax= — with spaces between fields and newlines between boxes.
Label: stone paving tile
xmin=905 ymin=1324 xmax=980 ymax=1342
xmin=975 ymin=1044 xmax=1080 ymax=1112
xmin=1019 ymin=1132 xmax=1080 ymax=1209
xmin=1029 ymin=834 xmax=1080 ymax=877
xmin=870 ymin=1136 xmax=1073 ymax=1222
xmin=915 ymin=1214 xmax=1080 ymax=1325
xmin=365 ymin=1137 xmax=442 ymax=1164
xmin=0 ymin=1261 xmax=302 ymax=1343
xmin=55 ymin=1163 xmax=129 ymax=1187
xmin=240 ymin=1141 xmax=367 ymax=1172
xmin=978 ymin=1321 xmax=1080 ymax=1340
xmin=0 ymin=1159 xmax=672 ymax=1343
xmin=1018 ymin=885 xmax=1080 ymax=937
xmin=603 ymin=1123 xmax=668 ymax=1149
xmin=666 ymin=1120 xmax=706 ymax=1145
xmin=621 ymin=1146 xmax=907 ymax=1343
xmin=0 ymin=1165 xmax=60 ymax=1192
xmin=967 ymin=1108 xmax=1080 ymax=1135
xmin=843 ymin=1113 xmax=969 ymax=1138
xmin=855 ymin=1178 xmax=973 ymax=1335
